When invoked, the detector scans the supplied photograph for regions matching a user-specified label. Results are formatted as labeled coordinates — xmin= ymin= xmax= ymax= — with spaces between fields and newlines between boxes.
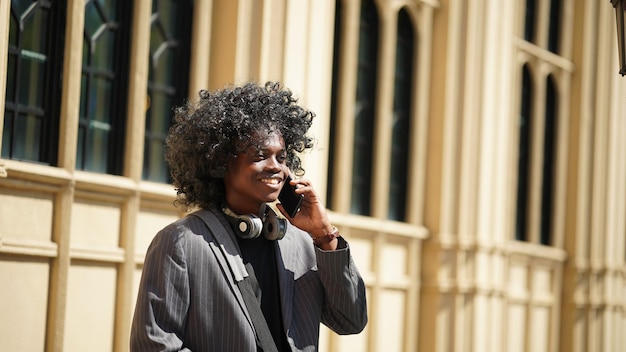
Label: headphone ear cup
xmin=223 ymin=207 xmax=264 ymax=239
xmin=263 ymin=209 xmax=287 ymax=240
xmin=235 ymin=215 xmax=264 ymax=239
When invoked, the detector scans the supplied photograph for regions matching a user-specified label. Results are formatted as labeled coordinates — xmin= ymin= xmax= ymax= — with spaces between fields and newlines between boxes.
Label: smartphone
xmin=279 ymin=175 xmax=304 ymax=218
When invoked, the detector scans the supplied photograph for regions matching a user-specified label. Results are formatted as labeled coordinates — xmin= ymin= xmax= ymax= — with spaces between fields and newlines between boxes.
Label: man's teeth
xmin=261 ymin=178 xmax=281 ymax=185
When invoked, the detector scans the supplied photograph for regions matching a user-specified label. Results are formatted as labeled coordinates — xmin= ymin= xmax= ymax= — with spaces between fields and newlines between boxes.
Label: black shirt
xmin=237 ymin=236 xmax=291 ymax=351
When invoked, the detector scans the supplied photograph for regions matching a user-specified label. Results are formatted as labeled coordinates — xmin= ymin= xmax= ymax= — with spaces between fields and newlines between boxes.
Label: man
xmin=130 ymin=81 xmax=367 ymax=351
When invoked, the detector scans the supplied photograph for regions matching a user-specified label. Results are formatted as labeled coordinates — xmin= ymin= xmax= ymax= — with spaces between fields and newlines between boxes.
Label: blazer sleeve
xmin=130 ymin=225 xmax=193 ymax=352
xmin=315 ymin=237 xmax=368 ymax=334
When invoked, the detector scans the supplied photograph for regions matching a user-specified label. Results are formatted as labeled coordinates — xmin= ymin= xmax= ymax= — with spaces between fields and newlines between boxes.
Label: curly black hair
xmin=165 ymin=81 xmax=315 ymax=211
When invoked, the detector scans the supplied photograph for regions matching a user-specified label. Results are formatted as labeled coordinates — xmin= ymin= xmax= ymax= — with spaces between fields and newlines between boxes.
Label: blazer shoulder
xmin=148 ymin=211 xmax=216 ymax=249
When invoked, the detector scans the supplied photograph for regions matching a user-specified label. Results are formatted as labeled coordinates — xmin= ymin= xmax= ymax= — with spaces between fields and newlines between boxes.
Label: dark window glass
xmin=143 ymin=0 xmax=192 ymax=183
xmin=516 ymin=65 xmax=533 ymax=241
xmin=524 ymin=0 xmax=536 ymax=43
xmin=77 ymin=0 xmax=131 ymax=174
xmin=389 ymin=9 xmax=414 ymax=221
xmin=548 ymin=0 xmax=561 ymax=53
xmin=540 ymin=76 xmax=558 ymax=245
xmin=3 ymin=0 xmax=64 ymax=164
xmin=327 ymin=0 xmax=342 ymax=209
xmin=351 ymin=0 xmax=379 ymax=216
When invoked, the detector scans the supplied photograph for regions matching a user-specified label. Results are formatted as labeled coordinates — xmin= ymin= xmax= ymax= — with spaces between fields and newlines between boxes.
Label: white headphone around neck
xmin=222 ymin=204 xmax=287 ymax=241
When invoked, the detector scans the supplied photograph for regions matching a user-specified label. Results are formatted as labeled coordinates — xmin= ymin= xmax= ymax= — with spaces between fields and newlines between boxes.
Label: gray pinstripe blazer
xmin=130 ymin=208 xmax=367 ymax=351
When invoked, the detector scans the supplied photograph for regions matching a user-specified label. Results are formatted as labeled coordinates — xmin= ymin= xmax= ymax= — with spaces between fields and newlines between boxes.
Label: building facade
xmin=0 ymin=0 xmax=624 ymax=351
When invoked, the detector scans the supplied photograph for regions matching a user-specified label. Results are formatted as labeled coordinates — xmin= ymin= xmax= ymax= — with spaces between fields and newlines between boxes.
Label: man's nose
xmin=264 ymin=156 xmax=282 ymax=171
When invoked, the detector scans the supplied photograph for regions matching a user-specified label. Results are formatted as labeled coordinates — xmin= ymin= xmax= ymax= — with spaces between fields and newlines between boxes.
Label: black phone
xmin=279 ymin=175 xmax=304 ymax=218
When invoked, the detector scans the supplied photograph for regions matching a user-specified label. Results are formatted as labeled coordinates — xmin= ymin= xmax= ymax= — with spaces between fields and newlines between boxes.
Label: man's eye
xmin=277 ymin=154 xmax=287 ymax=163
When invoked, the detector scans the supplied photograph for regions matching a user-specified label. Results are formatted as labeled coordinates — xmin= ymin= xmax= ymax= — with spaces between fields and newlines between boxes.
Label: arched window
xmin=540 ymin=75 xmax=558 ymax=245
xmin=3 ymin=0 xmax=64 ymax=165
xmin=328 ymin=0 xmax=421 ymax=222
xmin=350 ymin=0 xmax=379 ymax=216
xmin=514 ymin=0 xmax=568 ymax=245
xmin=516 ymin=65 xmax=533 ymax=241
xmin=77 ymin=0 xmax=132 ymax=174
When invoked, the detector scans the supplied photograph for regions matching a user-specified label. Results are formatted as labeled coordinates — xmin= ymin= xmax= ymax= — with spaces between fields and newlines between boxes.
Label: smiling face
xmin=223 ymin=131 xmax=289 ymax=215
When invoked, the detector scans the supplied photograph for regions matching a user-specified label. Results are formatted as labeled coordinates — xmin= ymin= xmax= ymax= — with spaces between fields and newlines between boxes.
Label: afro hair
xmin=165 ymin=81 xmax=315 ymax=210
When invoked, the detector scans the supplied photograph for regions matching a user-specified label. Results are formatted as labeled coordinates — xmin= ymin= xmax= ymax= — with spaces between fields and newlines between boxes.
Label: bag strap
xmin=238 ymin=264 xmax=279 ymax=352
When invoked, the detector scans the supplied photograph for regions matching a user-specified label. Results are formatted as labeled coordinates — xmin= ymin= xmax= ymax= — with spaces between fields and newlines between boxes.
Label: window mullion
xmin=371 ymin=6 xmax=396 ymax=219
xmin=535 ymin=0 xmax=551 ymax=49
xmin=331 ymin=0 xmax=361 ymax=214
xmin=123 ymin=0 xmax=151 ymax=181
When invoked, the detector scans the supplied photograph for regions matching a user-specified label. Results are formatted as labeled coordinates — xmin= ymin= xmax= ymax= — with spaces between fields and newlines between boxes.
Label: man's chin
xmin=264 ymin=193 xmax=280 ymax=204
xmin=266 ymin=196 xmax=279 ymax=203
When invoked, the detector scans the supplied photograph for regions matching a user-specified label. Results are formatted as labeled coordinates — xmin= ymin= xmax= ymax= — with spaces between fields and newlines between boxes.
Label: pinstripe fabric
xmin=130 ymin=208 xmax=367 ymax=351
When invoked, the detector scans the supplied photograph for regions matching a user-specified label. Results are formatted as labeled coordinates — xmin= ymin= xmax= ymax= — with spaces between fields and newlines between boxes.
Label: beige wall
xmin=1 ymin=0 xmax=625 ymax=351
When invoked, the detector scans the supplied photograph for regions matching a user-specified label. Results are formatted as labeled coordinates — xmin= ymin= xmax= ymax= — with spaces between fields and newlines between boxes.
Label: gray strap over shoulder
xmin=190 ymin=209 xmax=249 ymax=282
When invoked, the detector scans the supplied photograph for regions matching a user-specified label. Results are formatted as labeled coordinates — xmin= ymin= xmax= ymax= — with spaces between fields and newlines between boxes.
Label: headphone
xmin=222 ymin=204 xmax=287 ymax=241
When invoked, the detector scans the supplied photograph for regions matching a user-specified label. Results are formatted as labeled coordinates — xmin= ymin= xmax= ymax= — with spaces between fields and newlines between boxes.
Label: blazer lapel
xmin=191 ymin=209 xmax=255 ymax=333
